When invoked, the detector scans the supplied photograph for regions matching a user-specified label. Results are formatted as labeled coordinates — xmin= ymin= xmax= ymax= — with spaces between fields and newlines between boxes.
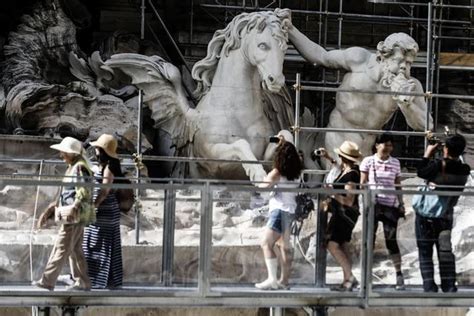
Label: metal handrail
xmin=0 ymin=178 xmax=473 ymax=308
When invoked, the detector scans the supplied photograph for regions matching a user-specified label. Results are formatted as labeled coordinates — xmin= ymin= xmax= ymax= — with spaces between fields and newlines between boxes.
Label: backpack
xmin=294 ymin=176 xmax=315 ymax=221
xmin=412 ymin=185 xmax=450 ymax=218
xmin=294 ymin=193 xmax=314 ymax=222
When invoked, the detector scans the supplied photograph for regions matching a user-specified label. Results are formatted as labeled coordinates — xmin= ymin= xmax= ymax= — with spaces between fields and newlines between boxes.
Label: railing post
xmin=161 ymin=181 xmax=176 ymax=286
xmin=135 ymin=89 xmax=144 ymax=245
xmin=270 ymin=307 xmax=285 ymax=316
xmin=198 ymin=182 xmax=213 ymax=296
xmin=362 ymin=188 xmax=376 ymax=307
xmin=314 ymin=193 xmax=327 ymax=287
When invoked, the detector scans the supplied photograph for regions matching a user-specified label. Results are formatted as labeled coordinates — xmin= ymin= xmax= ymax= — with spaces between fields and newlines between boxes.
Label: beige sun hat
xmin=334 ymin=141 xmax=362 ymax=162
xmin=275 ymin=129 xmax=294 ymax=145
xmin=90 ymin=134 xmax=119 ymax=159
xmin=50 ymin=137 xmax=84 ymax=155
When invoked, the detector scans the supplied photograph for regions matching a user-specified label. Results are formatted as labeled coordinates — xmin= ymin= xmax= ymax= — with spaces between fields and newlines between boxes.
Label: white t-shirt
xmin=269 ymin=176 xmax=299 ymax=214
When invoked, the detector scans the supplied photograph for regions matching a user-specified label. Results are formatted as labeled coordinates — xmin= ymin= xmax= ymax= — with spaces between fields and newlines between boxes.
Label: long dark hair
xmin=96 ymin=148 xmax=124 ymax=179
xmin=273 ymin=142 xmax=303 ymax=180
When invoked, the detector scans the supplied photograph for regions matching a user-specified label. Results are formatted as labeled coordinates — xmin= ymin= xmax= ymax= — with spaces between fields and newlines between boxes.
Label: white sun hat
xmin=50 ymin=137 xmax=84 ymax=155
xmin=274 ymin=129 xmax=294 ymax=145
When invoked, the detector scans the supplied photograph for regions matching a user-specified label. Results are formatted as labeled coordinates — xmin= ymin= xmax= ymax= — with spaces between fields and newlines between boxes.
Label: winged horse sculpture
xmin=104 ymin=9 xmax=294 ymax=181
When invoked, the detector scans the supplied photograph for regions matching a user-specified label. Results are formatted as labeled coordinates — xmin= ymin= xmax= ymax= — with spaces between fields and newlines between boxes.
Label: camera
xmin=426 ymin=126 xmax=452 ymax=146
xmin=311 ymin=148 xmax=324 ymax=161
xmin=269 ymin=136 xmax=280 ymax=143
xmin=314 ymin=149 xmax=323 ymax=156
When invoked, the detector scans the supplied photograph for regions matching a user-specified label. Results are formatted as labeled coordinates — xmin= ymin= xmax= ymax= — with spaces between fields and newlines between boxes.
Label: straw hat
xmin=90 ymin=134 xmax=118 ymax=159
xmin=274 ymin=129 xmax=294 ymax=145
xmin=50 ymin=137 xmax=84 ymax=155
xmin=334 ymin=141 xmax=362 ymax=162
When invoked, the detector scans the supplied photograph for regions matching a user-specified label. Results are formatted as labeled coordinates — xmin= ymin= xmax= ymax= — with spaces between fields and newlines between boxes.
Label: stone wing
xmin=105 ymin=53 xmax=196 ymax=152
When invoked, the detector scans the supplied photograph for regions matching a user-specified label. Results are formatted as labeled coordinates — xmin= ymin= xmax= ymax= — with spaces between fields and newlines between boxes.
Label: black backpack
xmin=294 ymin=193 xmax=314 ymax=222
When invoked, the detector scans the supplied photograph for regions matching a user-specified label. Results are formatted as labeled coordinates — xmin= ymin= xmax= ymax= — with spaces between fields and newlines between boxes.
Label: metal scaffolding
xmin=196 ymin=0 xmax=473 ymax=135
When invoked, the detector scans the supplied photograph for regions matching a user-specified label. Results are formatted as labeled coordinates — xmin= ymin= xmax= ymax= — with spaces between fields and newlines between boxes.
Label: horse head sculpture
xmin=193 ymin=8 xmax=291 ymax=98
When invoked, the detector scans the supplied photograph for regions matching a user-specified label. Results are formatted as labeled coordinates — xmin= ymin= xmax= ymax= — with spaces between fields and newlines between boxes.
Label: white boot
xmin=255 ymin=258 xmax=279 ymax=290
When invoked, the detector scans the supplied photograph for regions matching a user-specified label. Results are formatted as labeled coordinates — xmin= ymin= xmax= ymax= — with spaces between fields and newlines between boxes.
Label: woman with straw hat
xmin=33 ymin=137 xmax=94 ymax=291
xmin=319 ymin=140 xmax=362 ymax=291
xmin=83 ymin=134 xmax=124 ymax=289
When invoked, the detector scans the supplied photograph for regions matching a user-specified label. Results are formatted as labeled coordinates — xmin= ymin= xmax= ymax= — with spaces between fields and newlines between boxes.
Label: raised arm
xmin=395 ymin=78 xmax=433 ymax=131
xmin=258 ymin=168 xmax=281 ymax=188
xmin=288 ymin=26 xmax=370 ymax=72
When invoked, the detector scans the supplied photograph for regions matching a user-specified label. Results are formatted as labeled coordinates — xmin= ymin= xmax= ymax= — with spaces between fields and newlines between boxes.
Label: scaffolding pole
xmin=135 ymin=90 xmax=143 ymax=245
xmin=425 ymin=2 xmax=433 ymax=148
xmin=294 ymin=73 xmax=301 ymax=149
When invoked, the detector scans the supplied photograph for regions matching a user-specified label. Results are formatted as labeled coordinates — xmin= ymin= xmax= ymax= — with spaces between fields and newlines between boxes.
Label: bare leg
xmin=261 ymin=227 xmax=281 ymax=259
xmin=255 ymin=227 xmax=281 ymax=290
xmin=327 ymin=241 xmax=352 ymax=281
xmin=277 ymin=231 xmax=293 ymax=286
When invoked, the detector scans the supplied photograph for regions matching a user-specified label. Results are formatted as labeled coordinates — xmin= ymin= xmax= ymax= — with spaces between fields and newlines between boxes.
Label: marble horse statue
xmin=103 ymin=9 xmax=294 ymax=181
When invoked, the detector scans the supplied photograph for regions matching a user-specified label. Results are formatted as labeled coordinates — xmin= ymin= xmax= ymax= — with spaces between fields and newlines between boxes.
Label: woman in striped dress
xmin=83 ymin=134 xmax=123 ymax=289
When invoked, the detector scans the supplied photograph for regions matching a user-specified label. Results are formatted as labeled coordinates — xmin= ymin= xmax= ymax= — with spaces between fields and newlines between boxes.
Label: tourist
xmin=415 ymin=134 xmax=470 ymax=292
xmin=321 ymin=141 xmax=362 ymax=291
xmin=83 ymin=134 xmax=124 ymax=289
xmin=360 ymin=133 xmax=406 ymax=290
xmin=34 ymin=137 xmax=94 ymax=291
xmin=255 ymin=130 xmax=303 ymax=290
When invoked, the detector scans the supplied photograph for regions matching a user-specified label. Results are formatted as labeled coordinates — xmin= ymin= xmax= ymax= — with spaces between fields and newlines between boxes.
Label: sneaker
xmin=57 ymin=274 xmax=75 ymax=286
xmin=66 ymin=283 xmax=91 ymax=291
xmin=32 ymin=280 xmax=53 ymax=291
xmin=395 ymin=274 xmax=405 ymax=290
xmin=423 ymin=281 xmax=438 ymax=293
xmin=255 ymin=278 xmax=279 ymax=290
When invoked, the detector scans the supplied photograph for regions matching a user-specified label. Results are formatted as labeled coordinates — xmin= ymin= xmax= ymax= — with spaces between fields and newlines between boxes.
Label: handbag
xmin=412 ymin=185 xmax=449 ymax=218
xmin=375 ymin=203 xmax=402 ymax=225
xmin=329 ymin=198 xmax=360 ymax=228
xmin=54 ymin=205 xmax=79 ymax=224
xmin=115 ymin=178 xmax=135 ymax=213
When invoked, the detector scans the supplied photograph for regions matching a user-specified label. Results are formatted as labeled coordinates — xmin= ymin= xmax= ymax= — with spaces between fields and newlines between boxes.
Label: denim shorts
xmin=267 ymin=209 xmax=294 ymax=234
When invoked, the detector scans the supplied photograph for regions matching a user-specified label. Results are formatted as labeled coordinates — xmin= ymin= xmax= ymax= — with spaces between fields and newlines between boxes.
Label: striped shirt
xmin=360 ymin=154 xmax=401 ymax=207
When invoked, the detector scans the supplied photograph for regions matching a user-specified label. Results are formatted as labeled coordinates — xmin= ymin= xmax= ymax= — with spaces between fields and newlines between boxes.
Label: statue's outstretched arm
xmin=397 ymin=79 xmax=433 ymax=131
xmin=289 ymin=27 xmax=369 ymax=71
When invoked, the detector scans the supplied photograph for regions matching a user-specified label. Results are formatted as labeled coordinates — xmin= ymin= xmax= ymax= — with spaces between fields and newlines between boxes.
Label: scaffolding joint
xmin=292 ymin=83 xmax=301 ymax=91
xmin=425 ymin=91 xmax=433 ymax=99
xmin=132 ymin=153 xmax=145 ymax=170
xmin=291 ymin=126 xmax=301 ymax=133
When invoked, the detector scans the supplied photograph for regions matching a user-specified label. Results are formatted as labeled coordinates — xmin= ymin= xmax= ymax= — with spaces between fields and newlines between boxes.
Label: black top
xmin=333 ymin=166 xmax=360 ymax=208
xmin=417 ymin=158 xmax=470 ymax=190
xmin=417 ymin=157 xmax=470 ymax=219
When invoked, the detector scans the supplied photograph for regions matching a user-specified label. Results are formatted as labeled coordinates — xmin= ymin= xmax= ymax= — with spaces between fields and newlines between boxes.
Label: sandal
xmin=277 ymin=281 xmax=291 ymax=290
xmin=333 ymin=276 xmax=358 ymax=292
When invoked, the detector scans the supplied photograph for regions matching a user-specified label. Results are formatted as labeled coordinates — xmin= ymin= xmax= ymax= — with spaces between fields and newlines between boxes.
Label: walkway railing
xmin=0 ymin=175 xmax=473 ymax=309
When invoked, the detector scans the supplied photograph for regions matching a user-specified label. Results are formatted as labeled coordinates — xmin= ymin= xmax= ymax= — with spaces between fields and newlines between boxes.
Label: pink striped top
xmin=360 ymin=154 xmax=401 ymax=207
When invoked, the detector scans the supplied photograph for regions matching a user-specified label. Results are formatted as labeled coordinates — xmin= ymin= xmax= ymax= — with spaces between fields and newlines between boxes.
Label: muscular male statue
xmin=289 ymin=27 xmax=432 ymax=167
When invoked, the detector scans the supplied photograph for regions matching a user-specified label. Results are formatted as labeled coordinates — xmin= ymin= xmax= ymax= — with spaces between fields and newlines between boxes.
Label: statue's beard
xmin=381 ymin=68 xmax=408 ymax=89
